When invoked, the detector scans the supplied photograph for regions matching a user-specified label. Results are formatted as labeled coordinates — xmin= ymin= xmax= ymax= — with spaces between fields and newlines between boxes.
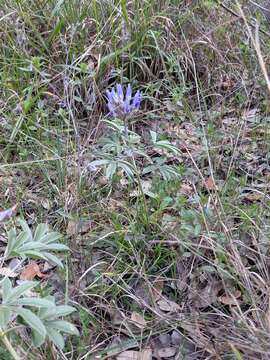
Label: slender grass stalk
xmin=0 ymin=329 xmax=21 ymax=360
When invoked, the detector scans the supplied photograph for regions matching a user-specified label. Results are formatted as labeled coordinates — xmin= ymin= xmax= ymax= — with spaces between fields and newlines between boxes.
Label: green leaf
xmin=47 ymin=327 xmax=65 ymax=349
xmin=120 ymin=0 xmax=129 ymax=25
xmin=105 ymin=161 xmax=117 ymax=179
xmin=0 ymin=306 xmax=12 ymax=328
xmin=15 ymin=308 xmax=46 ymax=340
xmin=1 ymin=278 xmax=12 ymax=303
xmin=15 ymin=298 xmax=54 ymax=308
xmin=19 ymin=242 xmax=68 ymax=252
xmin=15 ymin=231 xmax=30 ymax=248
xmin=6 ymin=228 xmax=17 ymax=257
xmin=40 ymin=232 xmax=63 ymax=244
xmin=89 ymin=159 xmax=110 ymax=167
xmin=42 ymin=244 xmax=69 ymax=251
xmin=18 ymin=219 xmax=32 ymax=241
xmin=32 ymin=329 xmax=46 ymax=347
xmin=18 ymin=250 xmax=47 ymax=260
xmin=43 ymin=305 xmax=76 ymax=319
xmin=42 ymin=252 xmax=63 ymax=268
xmin=48 ymin=320 xmax=79 ymax=335
xmin=33 ymin=224 xmax=48 ymax=242
xmin=150 ymin=130 xmax=157 ymax=143
xmin=5 ymin=281 xmax=36 ymax=303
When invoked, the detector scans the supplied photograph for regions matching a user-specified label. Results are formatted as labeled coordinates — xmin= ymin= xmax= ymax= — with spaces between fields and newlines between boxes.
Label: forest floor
xmin=1 ymin=1 xmax=270 ymax=359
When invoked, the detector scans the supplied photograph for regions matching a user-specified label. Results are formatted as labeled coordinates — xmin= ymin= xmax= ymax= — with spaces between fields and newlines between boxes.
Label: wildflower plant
xmin=90 ymin=83 xmax=180 ymax=183
xmin=106 ymin=84 xmax=142 ymax=118
xmin=0 ymin=216 xmax=79 ymax=359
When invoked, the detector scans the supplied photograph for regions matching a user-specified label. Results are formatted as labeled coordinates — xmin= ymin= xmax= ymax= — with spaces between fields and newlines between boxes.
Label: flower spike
xmin=106 ymin=83 xmax=142 ymax=118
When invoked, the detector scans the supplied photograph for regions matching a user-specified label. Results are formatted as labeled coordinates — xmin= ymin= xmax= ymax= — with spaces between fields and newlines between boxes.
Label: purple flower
xmin=106 ymin=84 xmax=142 ymax=117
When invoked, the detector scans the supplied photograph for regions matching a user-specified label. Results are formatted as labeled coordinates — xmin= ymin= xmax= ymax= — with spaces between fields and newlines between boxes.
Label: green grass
xmin=1 ymin=0 xmax=270 ymax=359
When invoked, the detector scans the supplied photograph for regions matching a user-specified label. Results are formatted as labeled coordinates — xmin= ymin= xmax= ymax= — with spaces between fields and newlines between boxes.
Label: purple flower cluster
xmin=106 ymin=84 xmax=142 ymax=117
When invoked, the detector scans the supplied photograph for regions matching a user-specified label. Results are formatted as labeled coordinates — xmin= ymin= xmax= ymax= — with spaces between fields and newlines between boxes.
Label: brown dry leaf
xmin=157 ymin=298 xmax=181 ymax=312
xmin=117 ymin=349 xmax=152 ymax=360
xmin=20 ymin=261 xmax=47 ymax=281
xmin=98 ymin=176 xmax=108 ymax=185
xmin=0 ymin=267 xmax=18 ymax=278
xmin=0 ymin=205 xmax=17 ymax=222
xmin=157 ymin=347 xmax=177 ymax=358
xmin=205 ymin=176 xmax=218 ymax=191
xmin=120 ymin=176 xmax=129 ymax=186
xmin=179 ymin=183 xmax=193 ymax=196
xmin=130 ymin=312 xmax=146 ymax=329
xmin=244 ymin=192 xmax=264 ymax=202
xmin=218 ymin=290 xmax=241 ymax=305
xmin=41 ymin=198 xmax=51 ymax=210
xmin=66 ymin=219 xmax=92 ymax=235
xmin=151 ymin=279 xmax=164 ymax=302
xmin=191 ymin=280 xmax=222 ymax=309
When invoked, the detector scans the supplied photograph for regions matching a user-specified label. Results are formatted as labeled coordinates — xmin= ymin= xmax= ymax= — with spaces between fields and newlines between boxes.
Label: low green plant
xmin=90 ymin=84 xmax=180 ymax=184
xmin=0 ymin=217 xmax=79 ymax=359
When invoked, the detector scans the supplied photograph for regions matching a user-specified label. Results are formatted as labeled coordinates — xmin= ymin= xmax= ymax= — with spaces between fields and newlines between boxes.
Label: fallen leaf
xmin=130 ymin=312 xmax=146 ymax=329
xmin=205 ymin=176 xmax=218 ymax=191
xmin=42 ymin=261 xmax=56 ymax=272
xmin=0 ymin=267 xmax=18 ymax=278
xmin=0 ymin=205 xmax=17 ymax=222
xmin=9 ymin=258 xmax=22 ymax=271
xmin=158 ymin=333 xmax=171 ymax=347
xmin=98 ymin=176 xmax=108 ymax=185
xmin=41 ymin=198 xmax=51 ymax=210
xmin=244 ymin=192 xmax=264 ymax=202
xmin=179 ymin=183 xmax=193 ymax=196
xmin=218 ymin=290 xmax=241 ymax=305
xmin=157 ymin=298 xmax=181 ymax=312
xmin=140 ymin=348 xmax=152 ymax=360
xmin=151 ymin=279 xmax=164 ymax=302
xmin=157 ymin=347 xmax=177 ymax=358
xmin=120 ymin=176 xmax=129 ymax=186
xmin=20 ymin=261 xmax=48 ymax=281
xmin=66 ymin=219 xmax=92 ymax=235
xmin=117 ymin=349 xmax=152 ymax=360
xmin=191 ymin=280 xmax=222 ymax=309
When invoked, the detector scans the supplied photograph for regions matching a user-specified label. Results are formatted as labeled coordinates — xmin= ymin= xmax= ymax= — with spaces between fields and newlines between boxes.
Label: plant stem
xmin=122 ymin=117 xmax=149 ymax=224
xmin=0 ymin=328 xmax=21 ymax=360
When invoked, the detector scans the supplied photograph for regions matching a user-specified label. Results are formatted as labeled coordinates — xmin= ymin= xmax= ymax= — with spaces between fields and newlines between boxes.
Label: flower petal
xmin=116 ymin=84 xmax=124 ymax=101
xmin=106 ymin=89 xmax=113 ymax=103
xmin=108 ymin=101 xmax=116 ymax=116
xmin=132 ymin=90 xmax=142 ymax=110
xmin=124 ymin=100 xmax=131 ymax=113
xmin=125 ymin=84 xmax=132 ymax=101
xmin=111 ymin=88 xmax=118 ymax=103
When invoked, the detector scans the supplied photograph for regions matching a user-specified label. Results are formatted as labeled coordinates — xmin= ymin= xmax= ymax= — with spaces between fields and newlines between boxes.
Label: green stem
xmin=131 ymin=158 xmax=149 ymax=224
xmin=0 ymin=328 xmax=21 ymax=360
xmin=122 ymin=117 xmax=149 ymax=224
